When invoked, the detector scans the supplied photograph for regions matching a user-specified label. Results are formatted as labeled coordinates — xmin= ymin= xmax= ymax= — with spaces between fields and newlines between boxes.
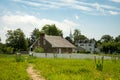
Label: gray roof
xmin=45 ymin=35 xmax=76 ymax=48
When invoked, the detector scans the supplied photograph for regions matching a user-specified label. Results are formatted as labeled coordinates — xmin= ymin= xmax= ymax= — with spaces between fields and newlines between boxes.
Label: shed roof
xmin=45 ymin=35 xmax=76 ymax=48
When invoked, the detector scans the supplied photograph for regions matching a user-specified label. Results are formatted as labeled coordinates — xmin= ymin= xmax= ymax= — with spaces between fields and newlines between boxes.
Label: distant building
xmin=69 ymin=29 xmax=73 ymax=41
xmin=75 ymin=39 xmax=99 ymax=53
xmin=30 ymin=33 xmax=76 ymax=53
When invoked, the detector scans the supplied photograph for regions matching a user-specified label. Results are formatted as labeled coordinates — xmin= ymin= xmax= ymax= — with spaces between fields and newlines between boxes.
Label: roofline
xmin=30 ymin=37 xmax=40 ymax=48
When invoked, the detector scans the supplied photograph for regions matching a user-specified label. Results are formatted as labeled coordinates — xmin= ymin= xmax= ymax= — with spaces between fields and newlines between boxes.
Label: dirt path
xmin=27 ymin=64 xmax=45 ymax=80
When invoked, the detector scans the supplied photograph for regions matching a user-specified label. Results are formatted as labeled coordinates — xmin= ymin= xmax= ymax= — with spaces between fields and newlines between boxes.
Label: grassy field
xmin=0 ymin=54 xmax=30 ymax=80
xmin=0 ymin=53 xmax=120 ymax=80
xmin=29 ymin=57 xmax=120 ymax=80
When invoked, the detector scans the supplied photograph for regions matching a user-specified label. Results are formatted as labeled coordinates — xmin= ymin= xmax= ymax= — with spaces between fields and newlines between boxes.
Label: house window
xmin=80 ymin=44 xmax=84 ymax=46
xmin=89 ymin=44 xmax=91 ymax=46
xmin=89 ymin=48 xmax=91 ymax=51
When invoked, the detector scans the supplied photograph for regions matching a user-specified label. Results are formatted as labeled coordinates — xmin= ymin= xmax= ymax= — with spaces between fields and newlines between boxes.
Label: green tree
xmin=34 ymin=47 xmax=44 ymax=53
xmin=100 ymin=35 xmax=113 ymax=43
xmin=100 ymin=41 xmax=117 ymax=54
xmin=65 ymin=36 xmax=73 ymax=44
xmin=73 ymin=29 xmax=81 ymax=43
xmin=42 ymin=24 xmax=62 ymax=36
xmin=6 ymin=28 xmax=28 ymax=52
xmin=79 ymin=35 xmax=88 ymax=40
xmin=115 ymin=35 xmax=120 ymax=42
xmin=30 ymin=28 xmax=40 ymax=46
xmin=116 ymin=41 xmax=120 ymax=53
xmin=0 ymin=38 xmax=1 ymax=43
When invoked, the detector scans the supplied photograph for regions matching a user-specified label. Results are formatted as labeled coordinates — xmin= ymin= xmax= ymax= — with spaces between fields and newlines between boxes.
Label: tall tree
xmin=79 ymin=35 xmax=88 ymax=40
xmin=115 ymin=35 xmax=120 ymax=53
xmin=0 ymin=38 xmax=1 ymax=43
xmin=65 ymin=36 xmax=73 ymax=44
xmin=100 ymin=35 xmax=113 ymax=43
xmin=42 ymin=24 xmax=62 ymax=36
xmin=100 ymin=41 xmax=116 ymax=54
xmin=73 ymin=29 xmax=81 ymax=43
xmin=30 ymin=28 xmax=40 ymax=46
xmin=115 ymin=35 xmax=120 ymax=42
xmin=6 ymin=28 xmax=28 ymax=52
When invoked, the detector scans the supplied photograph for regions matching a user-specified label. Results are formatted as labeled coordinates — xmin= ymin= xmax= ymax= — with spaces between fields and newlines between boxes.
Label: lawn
xmin=0 ymin=53 xmax=120 ymax=80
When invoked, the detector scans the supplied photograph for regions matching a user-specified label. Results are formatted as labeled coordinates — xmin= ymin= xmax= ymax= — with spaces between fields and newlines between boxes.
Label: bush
xmin=34 ymin=47 xmax=44 ymax=53
xmin=94 ymin=56 xmax=104 ymax=71
xmin=4 ymin=47 xmax=14 ymax=54
xmin=77 ymin=50 xmax=90 ymax=54
xmin=15 ymin=55 xmax=25 ymax=62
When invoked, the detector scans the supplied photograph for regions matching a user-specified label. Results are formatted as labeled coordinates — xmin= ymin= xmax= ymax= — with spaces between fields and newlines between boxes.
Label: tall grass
xmin=29 ymin=58 xmax=120 ymax=80
xmin=0 ymin=54 xmax=30 ymax=80
xmin=0 ymin=54 xmax=120 ymax=80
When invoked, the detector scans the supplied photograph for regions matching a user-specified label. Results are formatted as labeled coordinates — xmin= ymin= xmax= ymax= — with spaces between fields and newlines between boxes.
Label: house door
xmin=59 ymin=48 xmax=61 ymax=54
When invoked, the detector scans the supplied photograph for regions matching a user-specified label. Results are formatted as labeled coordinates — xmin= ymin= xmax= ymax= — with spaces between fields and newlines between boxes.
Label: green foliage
xmin=99 ymin=35 xmax=120 ymax=54
xmin=115 ymin=35 xmax=120 ymax=42
xmin=0 ymin=43 xmax=4 ymax=53
xmin=6 ymin=28 xmax=28 ymax=52
xmin=4 ymin=46 xmax=14 ymax=54
xmin=0 ymin=37 xmax=1 ymax=43
xmin=65 ymin=36 xmax=73 ymax=44
xmin=15 ymin=54 xmax=25 ymax=62
xmin=30 ymin=28 xmax=40 ymax=46
xmin=42 ymin=24 xmax=62 ymax=36
xmin=73 ymin=29 xmax=81 ymax=43
xmin=73 ymin=29 xmax=87 ymax=45
xmin=101 ymin=35 xmax=113 ymax=43
xmin=34 ymin=47 xmax=44 ymax=53
xmin=94 ymin=56 xmax=104 ymax=71
xmin=100 ymin=41 xmax=116 ymax=54
xmin=77 ymin=50 xmax=90 ymax=54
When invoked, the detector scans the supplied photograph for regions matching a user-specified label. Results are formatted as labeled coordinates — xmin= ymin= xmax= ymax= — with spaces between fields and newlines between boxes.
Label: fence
xmin=33 ymin=53 xmax=111 ymax=59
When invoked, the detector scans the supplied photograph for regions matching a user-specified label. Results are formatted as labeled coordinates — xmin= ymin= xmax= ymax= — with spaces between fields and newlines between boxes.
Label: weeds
xmin=94 ymin=56 xmax=104 ymax=71
xmin=0 ymin=54 xmax=120 ymax=80
xmin=0 ymin=54 xmax=30 ymax=80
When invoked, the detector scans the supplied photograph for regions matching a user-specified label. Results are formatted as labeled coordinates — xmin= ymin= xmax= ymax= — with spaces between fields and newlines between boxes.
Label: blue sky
xmin=0 ymin=0 xmax=120 ymax=43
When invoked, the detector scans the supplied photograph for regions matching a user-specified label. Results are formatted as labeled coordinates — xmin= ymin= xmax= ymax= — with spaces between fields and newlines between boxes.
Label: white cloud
xmin=92 ymin=3 xmax=104 ymax=12
xmin=75 ymin=15 xmax=79 ymax=20
xmin=0 ymin=14 xmax=78 ymax=43
xmin=12 ymin=0 xmax=120 ymax=15
xmin=109 ymin=11 xmax=120 ymax=15
xmin=13 ymin=0 xmax=92 ymax=11
xmin=111 ymin=0 xmax=120 ymax=3
xmin=2 ymin=15 xmax=40 ymax=25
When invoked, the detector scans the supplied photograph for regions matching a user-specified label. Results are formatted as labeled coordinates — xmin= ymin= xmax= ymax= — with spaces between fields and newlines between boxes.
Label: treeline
xmin=0 ymin=24 xmax=62 ymax=54
xmin=65 ymin=29 xmax=120 ymax=54
xmin=98 ymin=35 xmax=120 ymax=54
xmin=0 ymin=24 xmax=120 ymax=54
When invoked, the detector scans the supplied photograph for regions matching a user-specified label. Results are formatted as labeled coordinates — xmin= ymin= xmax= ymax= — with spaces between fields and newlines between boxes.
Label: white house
xmin=75 ymin=39 xmax=99 ymax=53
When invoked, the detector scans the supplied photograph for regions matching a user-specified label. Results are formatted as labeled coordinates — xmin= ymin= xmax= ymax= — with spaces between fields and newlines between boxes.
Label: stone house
xmin=30 ymin=33 xmax=76 ymax=53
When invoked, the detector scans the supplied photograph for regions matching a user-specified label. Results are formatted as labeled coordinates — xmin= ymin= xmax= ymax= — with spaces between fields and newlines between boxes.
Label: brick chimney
xmin=40 ymin=33 xmax=45 ymax=47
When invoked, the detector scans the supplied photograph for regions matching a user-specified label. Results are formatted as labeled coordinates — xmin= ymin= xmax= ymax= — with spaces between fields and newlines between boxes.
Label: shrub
xmin=15 ymin=55 xmax=25 ymax=62
xmin=77 ymin=50 xmax=90 ymax=54
xmin=94 ymin=56 xmax=104 ymax=71
xmin=34 ymin=47 xmax=44 ymax=53
xmin=4 ymin=47 xmax=14 ymax=54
